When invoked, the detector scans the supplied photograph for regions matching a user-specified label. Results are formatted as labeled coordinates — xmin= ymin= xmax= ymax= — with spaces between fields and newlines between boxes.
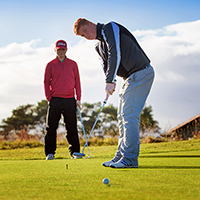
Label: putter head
xmin=72 ymin=152 xmax=85 ymax=159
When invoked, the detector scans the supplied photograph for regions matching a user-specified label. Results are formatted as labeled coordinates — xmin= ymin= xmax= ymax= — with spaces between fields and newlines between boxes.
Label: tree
xmin=0 ymin=100 xmax=48 ymax=132
xmin=0 ymin=100 xmax=160 ymax=140
xmin=78 ymin=102 xmax=102 ymax=135
xmin=140 ymin=105 xmax=160 ymax=135
xmin=0 ymin=104 xmax=36 ymax=131
xmin=34 ymin=100 xmax=48 ymax=125
xmin=77 ymin=102 xmax=118 ymax=137
xmin=101 ymin=104 xmax=118 ymax=136
xmin=101 ymin=104 xmax=117 ymax=121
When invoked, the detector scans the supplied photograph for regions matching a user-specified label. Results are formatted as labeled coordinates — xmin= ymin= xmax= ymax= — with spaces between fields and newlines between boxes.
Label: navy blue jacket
xmin=95 ymin=22 xmax=150 ymax=83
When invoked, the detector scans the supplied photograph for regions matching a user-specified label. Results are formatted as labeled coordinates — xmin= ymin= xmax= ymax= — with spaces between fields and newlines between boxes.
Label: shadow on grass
xmin=140 ymin=155 xmax=200 ymax=158
xmin=111 ymin=165 xmax=200 ymax=170
xmin=0 ymin=156 xmax=95 ymax=161
xmin=139 ymin=165 xmax=200 ymax=169
xmin=27 ymin=157 xmax=68 ymax=160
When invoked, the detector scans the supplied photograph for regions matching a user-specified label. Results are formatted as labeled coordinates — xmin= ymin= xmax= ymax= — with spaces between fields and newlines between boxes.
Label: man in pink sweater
xmin=44 ymin=39 xmax=82 ymax=160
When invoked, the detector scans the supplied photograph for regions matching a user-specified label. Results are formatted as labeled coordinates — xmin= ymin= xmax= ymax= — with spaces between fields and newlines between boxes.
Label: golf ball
xmin=103 ymin=178 xmax=109 ymax=184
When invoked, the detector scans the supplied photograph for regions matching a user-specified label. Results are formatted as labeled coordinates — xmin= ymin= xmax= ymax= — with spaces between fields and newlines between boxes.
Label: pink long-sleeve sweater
xmin=44 ymin=57 xmax=81 ymax=102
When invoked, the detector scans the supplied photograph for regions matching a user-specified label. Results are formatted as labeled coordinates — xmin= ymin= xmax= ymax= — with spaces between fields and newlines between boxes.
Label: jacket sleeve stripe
xmin=101 ymin=22 xmax=121 ymax=83
xmin=110 ymin=22 xmax=121 ymax=82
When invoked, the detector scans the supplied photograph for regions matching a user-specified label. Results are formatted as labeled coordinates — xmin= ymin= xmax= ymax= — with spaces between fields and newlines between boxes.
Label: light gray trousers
xmin=115 ymin=65 xmax=155 ymax=165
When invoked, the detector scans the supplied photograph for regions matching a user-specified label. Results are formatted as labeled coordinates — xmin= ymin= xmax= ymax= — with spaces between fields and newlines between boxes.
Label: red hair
xmin=73 ymin=18 xmax=90 ymax=35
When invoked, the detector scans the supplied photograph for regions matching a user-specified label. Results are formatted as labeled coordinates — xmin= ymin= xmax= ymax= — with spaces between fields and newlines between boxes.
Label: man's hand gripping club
xmin=105 ymin=82 xmax=116 ymax=100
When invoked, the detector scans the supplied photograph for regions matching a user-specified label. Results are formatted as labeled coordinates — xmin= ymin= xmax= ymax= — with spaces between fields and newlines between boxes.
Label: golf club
xmin=76 ymin=106 xmax=90 ymax=158
xmin=82 ymin=97 xmax=108 ymax=153
xmin=75 ymin=83 xmax=114 ymax=158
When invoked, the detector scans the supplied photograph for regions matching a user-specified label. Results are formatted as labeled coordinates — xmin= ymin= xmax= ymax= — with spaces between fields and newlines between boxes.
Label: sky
xmin=0 ymin=0 xmax=200 ymax=132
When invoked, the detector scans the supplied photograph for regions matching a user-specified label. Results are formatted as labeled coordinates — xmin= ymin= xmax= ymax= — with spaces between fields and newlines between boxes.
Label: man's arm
xmin=44 ymin=64 xmax=52 ymax=102
xmin=74 ymin=62 xmax=81 ymax=108
xmin=102 ymin=22 xmax=121 ymax=83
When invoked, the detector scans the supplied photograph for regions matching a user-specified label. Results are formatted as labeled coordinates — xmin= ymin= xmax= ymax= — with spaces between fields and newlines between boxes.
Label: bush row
xmin=0 ymin=135 xmax=170 ymax=150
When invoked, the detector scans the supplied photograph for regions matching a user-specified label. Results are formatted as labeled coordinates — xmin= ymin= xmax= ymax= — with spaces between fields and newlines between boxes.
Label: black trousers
xmin=44 ymin=97 xmax=80 ymax=156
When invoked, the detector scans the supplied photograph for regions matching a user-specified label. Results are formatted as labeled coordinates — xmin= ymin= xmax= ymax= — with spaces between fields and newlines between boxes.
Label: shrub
xmin=141 ymin=135 xmax=167 ymax=144
xmin=0 ymin=140 xmax=43 ymax=150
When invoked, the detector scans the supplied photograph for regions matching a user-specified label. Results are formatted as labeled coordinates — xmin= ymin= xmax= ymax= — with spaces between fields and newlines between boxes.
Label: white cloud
xmin=134 ymin=20 xmax=200 ymax=131
xmin=0 ymin=40 xmax=54 ymax=122
xmin=0 ymin=20 xmax=200 ymax=132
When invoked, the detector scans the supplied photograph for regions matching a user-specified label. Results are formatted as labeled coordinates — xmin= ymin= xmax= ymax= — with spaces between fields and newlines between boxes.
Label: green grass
xmin=0 ymin=139 xmax=200 ymax=200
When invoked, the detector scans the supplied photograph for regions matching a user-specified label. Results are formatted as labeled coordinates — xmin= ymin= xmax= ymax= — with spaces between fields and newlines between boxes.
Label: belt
xmin=138 ymin=64 xmax=151 ymax=72
xmin=125 ymin=64 xmax=151 ymax=79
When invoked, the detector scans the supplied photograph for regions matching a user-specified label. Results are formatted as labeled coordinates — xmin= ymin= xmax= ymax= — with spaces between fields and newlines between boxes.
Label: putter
xmin=75 ymin=106 xmax=90 ymax=158
xmin=82 ymin=97 xmax=108 ymax=153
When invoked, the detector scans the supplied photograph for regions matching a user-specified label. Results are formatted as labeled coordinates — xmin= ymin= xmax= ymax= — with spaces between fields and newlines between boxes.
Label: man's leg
xmin=45 ymin=97 xmax=62 ymax=156
xmin=115 ymin=91 xmax=124 ymax=158
xmin=62 ymin=98 xmax=80 ymax=156
xmin=112 ymin=65 xmax=154 ymax=167
xmin=102 ymin=73 xmax=137 ymax=167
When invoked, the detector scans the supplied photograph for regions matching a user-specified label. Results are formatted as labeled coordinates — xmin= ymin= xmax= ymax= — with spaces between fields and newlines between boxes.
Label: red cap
xmin=55 ymin=40 xmax=67 ymax=50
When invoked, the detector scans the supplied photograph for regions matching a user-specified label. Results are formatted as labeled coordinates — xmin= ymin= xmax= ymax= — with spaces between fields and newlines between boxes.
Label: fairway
xmin=0 ymin=140 xmax=200 ymax=200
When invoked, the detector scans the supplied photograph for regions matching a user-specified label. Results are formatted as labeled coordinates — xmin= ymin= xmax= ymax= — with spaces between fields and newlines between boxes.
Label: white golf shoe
xmin=110 ymin=158 xmax=138 ymax=168
xmin=102 ymin=157 xmax=121 ymax=167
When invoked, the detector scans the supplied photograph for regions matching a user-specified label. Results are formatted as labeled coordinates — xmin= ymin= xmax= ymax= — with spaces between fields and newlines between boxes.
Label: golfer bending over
xmin=44 ymin=40 xmax=82 ymax=160
xmin=74 ymin=19 xmax=155 ymax=168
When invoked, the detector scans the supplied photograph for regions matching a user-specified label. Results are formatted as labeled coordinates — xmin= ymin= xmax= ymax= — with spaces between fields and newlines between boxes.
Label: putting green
xmin=0 ymin=140 xmax=200 ymax=200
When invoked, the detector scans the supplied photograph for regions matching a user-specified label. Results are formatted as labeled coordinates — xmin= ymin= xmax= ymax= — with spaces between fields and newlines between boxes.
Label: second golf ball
xmin=103 ymin=178 xmax=109 ymax=184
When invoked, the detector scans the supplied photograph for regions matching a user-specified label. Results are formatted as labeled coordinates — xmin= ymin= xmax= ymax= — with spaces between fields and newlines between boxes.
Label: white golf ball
xmin=103 ymin=178 xmax=109 ymax=184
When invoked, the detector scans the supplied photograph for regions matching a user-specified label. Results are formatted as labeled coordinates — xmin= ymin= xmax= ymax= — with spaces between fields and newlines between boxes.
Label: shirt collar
xmin=96 ymin=23 xmax=104 ymax=40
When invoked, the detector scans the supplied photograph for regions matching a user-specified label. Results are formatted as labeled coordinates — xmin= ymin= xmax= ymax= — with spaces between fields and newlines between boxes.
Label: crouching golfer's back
xmin=73 ymin=19 xmax=155 ymax=168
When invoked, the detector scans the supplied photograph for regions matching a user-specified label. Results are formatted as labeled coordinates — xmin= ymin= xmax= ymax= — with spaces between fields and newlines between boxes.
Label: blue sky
xmin=1 ymin=0 xmax=200 ymax=47
xmin=0 ymin=0 xmax=200 ymax=131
